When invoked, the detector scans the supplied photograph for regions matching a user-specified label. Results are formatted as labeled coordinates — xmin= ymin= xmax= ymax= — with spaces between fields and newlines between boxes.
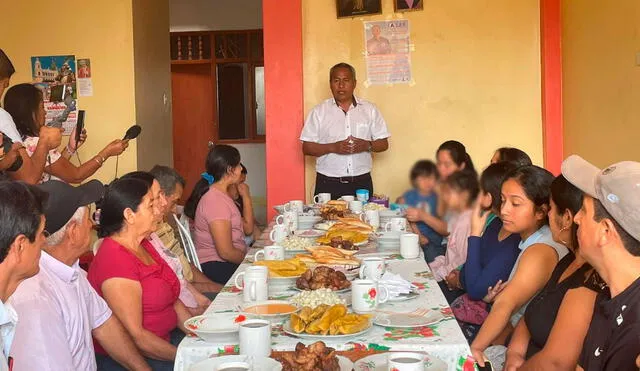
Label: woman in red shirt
xmin=89 ymin=177 xmax=191 ymax=371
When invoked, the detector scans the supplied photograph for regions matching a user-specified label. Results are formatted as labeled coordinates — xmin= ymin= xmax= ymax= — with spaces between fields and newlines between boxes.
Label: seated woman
xmin=490 ymin=147 xmax=532 ymax=168
xmin=227 ymin=163 xmax=261 ymax=246
xmin=3 ymin=83 xmax=128 ymax=184
xmin=88 ymin=177 xmax=190 ymax=371
xmin=504 ymin=176 xmax=606 ymax=370
xmin=470 ymin=165 xmax=568 ymax=366
xmin=184 ymin=144 xmax=249 ymax=285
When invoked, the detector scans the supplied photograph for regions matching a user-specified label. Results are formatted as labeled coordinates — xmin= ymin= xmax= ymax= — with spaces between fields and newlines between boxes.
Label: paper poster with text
xmin=364 ymin=20 xmax=412 ymax=85
xmin=31 ymin=55 xmax=78 ymax=135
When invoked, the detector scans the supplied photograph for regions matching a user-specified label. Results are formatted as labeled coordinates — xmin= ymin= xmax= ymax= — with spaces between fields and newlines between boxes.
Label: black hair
xmin=550 ymin=175 xmax=583 ymax=250
xmin=504 ymin=165 xmax=555 ymax=225
xmin=241 ymin=163 xmax=248 ymax=175
xmin=480 ymin=162 xmax=518 ymax=212
xmin=410 ymin=160 xmax=438 ymax=183
xmin=4 ymin=83 xmax=43 ymax=138
xmin=445 ymin=170 xmax=480 ymax=207
xmin=97 ymin=178 xmax=151 ymax=238
xmin=184 ymin=144 xmax=241 ymax=220
xmin=0 ymin=49 xmax=15 ymax=80
xmin=120 ymin=171 xmax=155 ymax=187
xmin=149 ymin=165 xmax=186 ymax=196
xmin=0 ymin=181 xmax=47 ymax=262
xmin=436 ymin=140 xmax=477 ymax=176
xmin=593 ymin=199 xmax=640 ymax=256
xmin=330 ymin=63 xmax=356 ymax=81
xmin=495 ymin=147 xmax=532 ymax=168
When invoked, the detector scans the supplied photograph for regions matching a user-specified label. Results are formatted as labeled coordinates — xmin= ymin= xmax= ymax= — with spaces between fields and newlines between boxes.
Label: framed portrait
xmin=394 ymin=0 xmax=424 ymax=13
xmin=336 ymin=0 xmax=382 ymax=19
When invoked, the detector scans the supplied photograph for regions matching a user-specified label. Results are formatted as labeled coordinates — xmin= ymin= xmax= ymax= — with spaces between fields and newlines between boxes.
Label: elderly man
xmin=8 ymin=180 xmax=150 ymax=371
xmin=149 ymin=165 xmax=222 ymax=296
xmin=562 ymin=155 xmax=640 ymax=371
xmin=0 ymin=181 xmax=47 ymax=370
xmin=300 ymin=63 xmax=390 ymax=198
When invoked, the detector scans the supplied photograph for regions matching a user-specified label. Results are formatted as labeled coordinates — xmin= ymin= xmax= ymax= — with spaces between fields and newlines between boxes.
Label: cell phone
xmin=476 ymin=361 xmax=493 ymax=371
xmin=76 ymin=110 xmax=85 ymax=146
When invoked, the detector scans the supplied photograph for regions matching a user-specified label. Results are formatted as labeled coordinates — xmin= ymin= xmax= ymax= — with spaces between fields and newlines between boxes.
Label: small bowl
xmin=240 ymin=300 xmax=300 ymax=323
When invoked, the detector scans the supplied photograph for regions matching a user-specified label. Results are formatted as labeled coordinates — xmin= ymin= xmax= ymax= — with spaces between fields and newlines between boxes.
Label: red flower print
xmin=187 ymin=323 xmax=198 ymax=330
xmin=234 ymin=314 xmax=247 ymax=323
xmin=368 ymin=288 xmax=377 ymax=299
xmin=391 ymin=368 xmax=400 ymax=371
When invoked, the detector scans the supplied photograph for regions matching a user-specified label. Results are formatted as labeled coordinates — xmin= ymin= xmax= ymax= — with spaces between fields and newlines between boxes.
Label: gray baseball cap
xmin=561 ymin=155 xmax=640 ymax=241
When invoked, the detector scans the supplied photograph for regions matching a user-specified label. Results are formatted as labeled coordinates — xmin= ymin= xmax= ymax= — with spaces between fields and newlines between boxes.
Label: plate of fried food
xmin=320 ymin=200 xmax=349 ymax=220
xmin=328 ymin=217 xmax=375 ymax=234
xmin=272 ymin=341 xmax=353 ymax=371
xmin=284 ymin=304 xmax=372 ymax=340
xmin=253 ymin=258 xmax=308 ymax=291
xmin=296 ymin=246 xmax=360 ymax=267
xmin=295 ymin=267 xmax=351 ymax=292
xmin=317 ymin=230 xmax=369 ymax=248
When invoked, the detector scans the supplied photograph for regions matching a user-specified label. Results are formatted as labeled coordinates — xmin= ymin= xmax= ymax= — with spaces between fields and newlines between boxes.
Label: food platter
xmin=282 ymin=320 xmax=372 ymax=340
xmin=372 ymin=309 xmax=444 ymax=328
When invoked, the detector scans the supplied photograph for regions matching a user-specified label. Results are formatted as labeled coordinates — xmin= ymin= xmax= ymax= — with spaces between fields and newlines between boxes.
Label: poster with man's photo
xmin=364 ymin=20 xmax=412 ymax=85
xmin=30 ymin=55 xmax=78 ymax=135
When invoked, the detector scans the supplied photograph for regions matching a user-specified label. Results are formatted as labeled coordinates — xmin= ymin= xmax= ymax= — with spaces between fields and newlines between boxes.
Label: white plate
xmin=190 ymin=355 xmax=282 ymax=371
xmin=372 ymin=309 xmax=444 ymax=328
xmin=282 ymin=319 xmax=372 ymax=340
xmin=294 ymin=229 xmax=325 ymax=238
xmin=337 ymin=355 xmax=354 ymax=371
xmin=354 ymin=353 xmax=447 ymax=371
xmin=387 ymin=290 xmax=420 ymax=302
xmin=184 ymin=312 xmax=240 ymax=343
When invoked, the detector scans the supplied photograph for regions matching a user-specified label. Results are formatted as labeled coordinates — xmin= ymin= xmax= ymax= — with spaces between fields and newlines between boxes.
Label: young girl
xmin=430 ymin=170 xmax=479 ymax=303
xmin=470 ymin=166 xmax=568 ymax=367
xmin=398 ymin=160 xmax=444 ymax=263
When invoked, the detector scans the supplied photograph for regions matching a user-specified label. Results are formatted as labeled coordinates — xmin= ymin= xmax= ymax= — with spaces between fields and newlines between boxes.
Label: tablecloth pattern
xmin=175 ymin=227 xmax=472 ymax=371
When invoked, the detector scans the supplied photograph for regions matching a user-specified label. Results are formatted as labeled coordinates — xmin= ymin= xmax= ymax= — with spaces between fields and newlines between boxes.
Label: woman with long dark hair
xmin=4 ymin=83 xmax=128 ymax=184
xmin=184 ymin=145 xmax=251 ymax=284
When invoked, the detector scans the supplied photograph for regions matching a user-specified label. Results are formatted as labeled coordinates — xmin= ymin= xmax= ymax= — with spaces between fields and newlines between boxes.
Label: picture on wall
xmin=394 ymin=0 xmax=423 ymax=12
xmin=336 ymin=0 xmax=382 ymax=18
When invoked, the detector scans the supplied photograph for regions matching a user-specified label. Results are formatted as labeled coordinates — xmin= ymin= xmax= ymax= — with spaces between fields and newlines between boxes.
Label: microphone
xmin=123 ymin=125 xmax=142 ymax=140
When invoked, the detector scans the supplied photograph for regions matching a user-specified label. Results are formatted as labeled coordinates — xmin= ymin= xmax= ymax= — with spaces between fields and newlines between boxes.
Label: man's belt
xmin=317 ymin=172 xmax=370 ymax=184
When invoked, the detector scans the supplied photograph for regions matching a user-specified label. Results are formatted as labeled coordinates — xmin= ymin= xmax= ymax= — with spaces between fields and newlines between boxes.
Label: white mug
xmin=216 ymin=362 xmax=251 ymax=371
xmin=358 ymin=257 xmax=386 ymax=280
xmin=400 ymin=233 xmax=420 ymax=259
xmin=340 ymin=195 xmax=355 ymax=202
xmin=351 ymin=279 xmax=389 ymax=314
xmin=384 ymin=217 xmax=407 ymax=232
xmin=349 ymin=200 xmax=363 ymax=213
xmin=276 ymin=211 xmax=298 ymax=233
xmin=284 ymin=200 xmax=304 ymax=214
xmin=360 ymin=209 xmax=380 ymax=229
xmin=313 ymin=193 xmax=331 ymax=204
xmin=235 ymin=266 xmax=269 ymax=302
xmin=239 ymin=319 xmax=271 ymax=357
xmin=387 ymin=352 xmax=424 ymax=371
xmin=254 ymin=245 xmax=284 ymax=261
xmin=269 ymin=224 xmax=288 ymax=243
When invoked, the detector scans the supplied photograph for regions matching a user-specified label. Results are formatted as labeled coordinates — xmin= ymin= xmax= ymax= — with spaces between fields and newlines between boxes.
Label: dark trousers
xmin=422 ymin=243 xmax=446 ymax=264
xmin=201 ymin=261 xmax=239 ymax=285
xmin=96 ymin=328 xmax=185 ymax=371
xmin=314 ymin=172 xmax=373 ymax=200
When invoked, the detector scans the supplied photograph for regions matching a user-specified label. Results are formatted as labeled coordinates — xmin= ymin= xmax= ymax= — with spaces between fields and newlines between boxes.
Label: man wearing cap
xmin=8 ymin=180 xmax=151 ymax=371
xmin=561 ymin=155 xmax=640 ymax=371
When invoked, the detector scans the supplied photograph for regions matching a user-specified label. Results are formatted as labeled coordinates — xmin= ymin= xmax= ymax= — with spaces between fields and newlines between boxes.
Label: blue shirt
xmin=461 ymin=217 xmax=521 ymax=300
xmin=402 ymin=189 xmax=443 ymax=247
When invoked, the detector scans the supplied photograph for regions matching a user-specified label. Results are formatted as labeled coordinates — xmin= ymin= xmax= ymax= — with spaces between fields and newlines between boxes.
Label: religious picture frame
xmin=336 ymin=0 xmax=383 ymax=19
xmin=394 ymin=0 xmax=424 ymax=13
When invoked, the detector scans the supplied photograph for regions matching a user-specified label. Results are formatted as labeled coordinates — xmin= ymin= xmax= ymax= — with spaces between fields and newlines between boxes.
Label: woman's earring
xmin=559 ymin=225 xmax=569 ymax=246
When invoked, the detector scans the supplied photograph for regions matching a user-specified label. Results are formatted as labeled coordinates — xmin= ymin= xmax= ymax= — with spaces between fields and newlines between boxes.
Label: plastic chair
xmin=173 ymin=213 xmax=202 ymax=272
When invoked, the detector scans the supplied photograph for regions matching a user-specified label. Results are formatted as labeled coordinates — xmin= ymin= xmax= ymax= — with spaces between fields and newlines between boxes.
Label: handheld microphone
xmin=123 ymin=125 xmax=142 ymax=140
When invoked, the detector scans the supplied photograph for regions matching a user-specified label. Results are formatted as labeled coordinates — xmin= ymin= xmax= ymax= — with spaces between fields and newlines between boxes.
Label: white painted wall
xmin=236 ymin=143 xmax=267 ymax=225
xmin=170 ymin=0 xmax=262 ymax=31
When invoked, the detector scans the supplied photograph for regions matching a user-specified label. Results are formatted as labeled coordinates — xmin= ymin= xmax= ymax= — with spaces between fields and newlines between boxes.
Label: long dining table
xmin=174 ymin=224 xmax=472 ymax=371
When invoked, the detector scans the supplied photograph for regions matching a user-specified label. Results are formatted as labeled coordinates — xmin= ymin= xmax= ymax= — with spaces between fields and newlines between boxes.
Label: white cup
xmin=358 ymin=257 xmax=386 ymax=280
xmin=276 ymin=211 xmax=298 ymax=233
xmin=387 ymin=352 xmax=424 ymax=371
xmin=400 ymin=233 xmax=420 ymax=259
xmin=351 ymin=279 xmax=389 ymax=314
xmin=235 ymin=266 xmax=269 ymax=302
xmin=239 ymin=319 xmax=271 ymax=357
xmin=340 ymin=195 xmax=355 ymax=202
xmin=349 ymin=200 xmax=363 ymax=213
xmin=269 ymin=224 xmax=288 ymax=243
xmin=313 ymin=193 xmax=331 ymax=204
xmin=360 ymin=209 xmax=380 ymax=229
xmin=284 ymin=200 xmax=304 ymax=214
xmin=384 ymin=217 xmax=407 ymax=232
xmin=254 ymin=245 xmax=284 ymax=261
xmin=216 ymin=362 xmax=251 ymax=371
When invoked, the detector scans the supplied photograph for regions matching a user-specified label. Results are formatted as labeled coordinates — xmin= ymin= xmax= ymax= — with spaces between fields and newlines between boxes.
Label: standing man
xmin=300 ymin=62 xmax=390 ymax=199
xmin=561 ymin=155 xmax=640 ymax=371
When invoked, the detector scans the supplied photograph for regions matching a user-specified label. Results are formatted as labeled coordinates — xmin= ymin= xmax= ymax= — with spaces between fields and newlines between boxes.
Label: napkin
xmin=379 ymin=272 xmax=416 ymax=298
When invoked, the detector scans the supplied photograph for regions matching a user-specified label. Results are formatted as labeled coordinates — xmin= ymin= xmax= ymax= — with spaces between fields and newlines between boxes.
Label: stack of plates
xmin=378 ymin=209 xmax=403 ymax=227
xmin=375 ymin=231 xmax=401 ymax=250
xmin=297 ymin=215 xmax=322 ymax=230
xmin=183 ymin=312 xmax=240 ymax=343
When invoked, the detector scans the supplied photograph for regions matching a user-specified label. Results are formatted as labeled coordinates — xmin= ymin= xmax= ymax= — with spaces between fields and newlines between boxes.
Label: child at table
xmin=397 ymin=160 xmax=444 ymax=263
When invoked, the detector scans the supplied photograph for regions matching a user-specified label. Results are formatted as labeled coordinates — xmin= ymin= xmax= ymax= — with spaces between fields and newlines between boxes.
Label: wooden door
xmin=171 ymin=64 xmax=215 ymax=203
xmin=217 ymin=64 xmax=246 ymax=140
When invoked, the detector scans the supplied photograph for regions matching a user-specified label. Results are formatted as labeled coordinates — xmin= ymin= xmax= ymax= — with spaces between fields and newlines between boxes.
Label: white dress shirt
xmin=0 ymin=108 xmax=21 ymax=144
xmin=9 ymin=252 xmax=112 ymax=371
xmin=0 ymin=301 xmax=17 ymax=371
xmin=300 ymin=96 xmax=390 ymax=178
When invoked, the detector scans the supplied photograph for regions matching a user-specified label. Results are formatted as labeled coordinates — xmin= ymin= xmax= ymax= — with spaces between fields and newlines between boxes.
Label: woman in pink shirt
xmin=88 ymin=177 xmax=191 ymax=371
xmin=184 ymin=145 xmax=250 ymax=284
